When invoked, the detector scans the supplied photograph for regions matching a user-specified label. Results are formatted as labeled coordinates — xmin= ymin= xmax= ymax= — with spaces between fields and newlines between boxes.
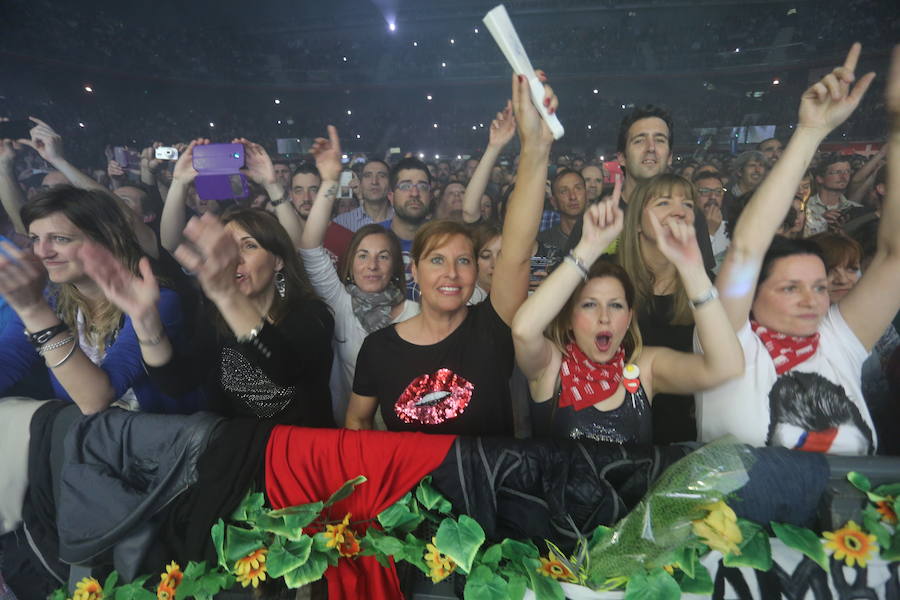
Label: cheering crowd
xmin=1 ymin=40 xmax=899 ymax=597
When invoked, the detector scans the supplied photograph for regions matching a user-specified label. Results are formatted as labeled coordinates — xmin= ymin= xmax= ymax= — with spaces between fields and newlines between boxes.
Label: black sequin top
xmin=533 ymin=382 xmax=652 ymax=444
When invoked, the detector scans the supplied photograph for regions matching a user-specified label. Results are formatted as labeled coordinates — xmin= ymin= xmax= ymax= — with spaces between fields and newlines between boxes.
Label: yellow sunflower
xmin=424 ymin=538 xmax=456 ymax=583
xmin=72 ymin=577 xmax=103 ymax=600
xmin=823 ymin=521 xmax=878 ymax=568
xmin=323 ymin=513 xmax=352 ymax=550
xmin=536 ymin=551 xmax=577 ymax=582
xmin=156 ymin=560 xmax=183 ymax=599
xmin=692 ymin=501 xmax=742 ymax=556
xmin=234 ymin=547 xmax=268 ymax=588
xmin=876 ymin=499 xmax=898 ymax=525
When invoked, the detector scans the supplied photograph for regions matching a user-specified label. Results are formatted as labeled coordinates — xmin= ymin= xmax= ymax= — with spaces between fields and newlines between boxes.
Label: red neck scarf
xmin=750 ymin=321 xmax=820 ymax=375
xmin=559 ymin=343 xmax=625 ymax=411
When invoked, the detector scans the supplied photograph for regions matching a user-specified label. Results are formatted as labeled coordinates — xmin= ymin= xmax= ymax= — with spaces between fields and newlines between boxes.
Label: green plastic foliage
xmin=282 ymin=551 xmax=330 ymax=589
xmin=723 ymin=519 xmax=772 ymax=571
xmin=416 ymin=476 xmax=454 ymax=514
xmin=500 ymin=538 xmax=540 ymax=561
xmin=771 ymin=522 xmax=829 ymax=573
xmin=464 ymin=565 xmax=509 ymax=600
xmin=624 ymin=569 xmax=680 ymax=600
xmin=863 ymin=505 xmax=893 ymax=550
xmin=524 ymin=559 xmax=565 ymax=600
xmin=266 ymin=536 xmax=314 ymax=578
xmin=323 ymin=475 xmax=367 ymax=508
xmin=223 ymin=525 xmax=267 ymax=564
xmin=435 ymin=515 xmax=486 ymax=574
xmin=677 ymin=563 xmax=713 ymax=595
xmin=113 ymin=575 xmax=154 ymax=600
xmin=377 ymin=496 xmax=425 ymax=533
xmin=177 ymin=563 xmax=234 ymax=600
xmin=211 ymin=519 xmax=226 ymax=570
xmin=230 ymin=492 xmax=265 ymax=521
xmin=480 ymin=543 xmax=503 ymax=567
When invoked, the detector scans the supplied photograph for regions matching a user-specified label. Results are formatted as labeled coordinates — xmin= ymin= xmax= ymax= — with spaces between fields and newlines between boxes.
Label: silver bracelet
xmin=564 ymin=252 xmax=589 ymax=280
xmin=689 ymin=287 xmax=719 ymax=310
xmin=47 ymin=340 xmax=78 ymax=368
xmin=38 ymin=335 xmax=76 ymax=356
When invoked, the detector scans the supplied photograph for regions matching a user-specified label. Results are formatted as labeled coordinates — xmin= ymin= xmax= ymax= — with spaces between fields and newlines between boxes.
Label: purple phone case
xmin=194 ymin=173 xmax=249 ymax=201
xmin=192 ymin=143 xmax=245 ymax=172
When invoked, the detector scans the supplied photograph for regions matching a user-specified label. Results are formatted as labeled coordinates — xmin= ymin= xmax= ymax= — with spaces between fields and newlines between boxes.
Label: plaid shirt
xmin=539 ymin=209 xmax=560 ymax=232
xmin=333 ymin=206 xmax=394 ymax=232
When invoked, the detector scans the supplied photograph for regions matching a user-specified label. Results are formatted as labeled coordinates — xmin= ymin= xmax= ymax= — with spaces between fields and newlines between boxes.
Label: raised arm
xmin=513 ymin=190 xmax=623 ymax=384
xmin=491 ymin=72 xmax=557 ymax=325
xmin=838 ymin=45 xmax=900 ymax=351
xmin=160 ymin=139 xmax=206 ymax=253
xmin=0 ymin=139 xmax=26 ymax=233
xmin=846 ymin=144 xmax=886 ymax=205
xmin=299 ymin=126 xmax=343 ymax=250
xmin=643 ymin=212 xmax=743 ymax=395
xmin=462 ymin=102 xmax=516 ymax=223
xmin=716 ymin=43 xmax=875 ymax=331
xmin=18 ymin=117 xmax=105 ymax=192
xmin=236 ymin=137 xmax=305 ymax=248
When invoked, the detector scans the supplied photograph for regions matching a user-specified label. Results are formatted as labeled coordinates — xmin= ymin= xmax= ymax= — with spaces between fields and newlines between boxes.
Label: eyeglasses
xmin=826 ymin=169 xmax=851 ymax=176
xmin=697 ymin=187 xmax=724 ymax=196
xmin=395 ymin=181 xmax=431 ymax=192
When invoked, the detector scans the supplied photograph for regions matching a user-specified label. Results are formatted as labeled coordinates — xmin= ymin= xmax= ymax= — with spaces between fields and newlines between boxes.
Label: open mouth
xmin=595 ymin=333 xmax=612 ymax=353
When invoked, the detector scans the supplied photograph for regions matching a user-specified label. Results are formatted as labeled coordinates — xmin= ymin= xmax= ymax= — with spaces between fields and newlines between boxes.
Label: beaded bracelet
xmin=47 ymin=339 xmax=77 ymax=368
xmin=38 ymin=335 xmax=76 ymax=356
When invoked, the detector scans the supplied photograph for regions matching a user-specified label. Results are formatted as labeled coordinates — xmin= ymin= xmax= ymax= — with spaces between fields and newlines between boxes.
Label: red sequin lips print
xmin=394 ymin=368 xmax=474 ymax=425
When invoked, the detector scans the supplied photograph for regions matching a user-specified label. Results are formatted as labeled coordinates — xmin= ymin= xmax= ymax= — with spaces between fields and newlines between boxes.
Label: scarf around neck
xmin=559 ymin=343 xmax=626 ymax=411
xmin=347 ymin=283 xmax=405 ymax=334
xmin=750 ymin=320 xmax=820 ymax=375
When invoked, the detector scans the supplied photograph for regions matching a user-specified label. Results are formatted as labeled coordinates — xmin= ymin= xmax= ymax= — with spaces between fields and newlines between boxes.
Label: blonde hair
xmin=619 ymin=173 xmax=695 ymax=326
xmin=546 ymin=261 xmax=643 ymax=363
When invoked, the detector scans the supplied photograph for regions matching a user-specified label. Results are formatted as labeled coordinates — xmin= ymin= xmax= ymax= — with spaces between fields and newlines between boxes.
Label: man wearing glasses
xmin=693 ymin=171 xmax=729 ymax=270
xmin=805 ymin=154 xmax=861 ymax=236
xmin=386 ymin=157 xmax=433 ymax=299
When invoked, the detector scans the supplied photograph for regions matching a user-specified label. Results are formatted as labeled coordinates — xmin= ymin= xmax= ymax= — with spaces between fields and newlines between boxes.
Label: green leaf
xmin=183 ymin=561 xmax=209 ymax=579
xmin=464 ymin=565 xmax=508 ymax=600
xmin=224 ymin=525 xmax=267 ymax=564
xmin=230 ymin=491 xmax=265 ymax=521
xmin=772 ymin=522 xmax=829 ymax=573
xmin=505 ymin=573 xmax=528 ymax=600
xmin=524 ymin=560 xmax=565 ymax=600
xmin=365 ymin=528 xmax=407 ymax=558
xmin=873 ymin=483 xmax=900 ymax=498
xmin=323 ymin=476 xmax=367 ymax=508
xmin=252 ymin=512 xmax=313 ymax=541
xmin=435 ymin=515 xmax=486 ymax=574
xmin=282 ymin=551 xmax=329 ymax=588
xmin=882 ymin=531 xmax=900 ymax=562
xmin=265 ymin=502 xmax=324 ymax=533
xmin=677 ymin=563 xmax=713 ymax=595
xmin=49 ymin=587 xmax=66 ymax=600
xmin=863 ymin=506 xmax=893 ymax=550
xmin=480 ymin=543 xmax=503 ymax=567
xmin=624 ymin=569 xmax=680 ymax=600
xmin=668 ymin=546 xmax=697 ymax=578
xmin=416 ymin=476 xmax=454 ymax=514
xmin=847 ymin=471 xmax=871 ymax=493
xmin=178 ymin=569 xmax=234 ymax=600
xmin=113 ymin=577 xmax=155 ymax=600
xmin=723 ymin=519 xmax=772 ymax=571
xmin=377 ymin=502 xmax=424 ymax=533
xmin=103 ymin=571 xmax=119 ymax=593
xmin=267 ymin=535 xmax=314 ymax=578
xmin=211 ymin=519 xmax=226 ymax=570
xmin=500 ymin=538 xmax=540 ymax=561
xmin=589 ymin=524 xmax=613 ymax=547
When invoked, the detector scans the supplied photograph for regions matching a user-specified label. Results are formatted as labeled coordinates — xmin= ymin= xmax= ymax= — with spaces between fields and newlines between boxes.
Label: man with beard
xmin=386 ymin=157 xmax=433 ymax=297
xmin=730 ymin=150 xmax=767 ymax=198
xmin=334 ymin=159 xmax=393 ymax=231
xmin=693 ymin=171 xmax=729 ymax=268
xmin=289 ymin=163 xmax=353 ymax=263
xmin=757 ymin=137 xmax=784 ymax=167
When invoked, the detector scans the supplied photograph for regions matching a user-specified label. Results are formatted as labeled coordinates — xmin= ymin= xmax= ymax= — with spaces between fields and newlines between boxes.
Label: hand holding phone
xmin=193 ymin=143 xmax=249 ymax=201
xmin=0 ymin=119 xmax=33 ymax=141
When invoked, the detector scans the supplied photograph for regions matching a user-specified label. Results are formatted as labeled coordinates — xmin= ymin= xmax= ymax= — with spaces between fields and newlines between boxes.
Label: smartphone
xmin=339 ymin=171 xmax=353 ymax=199
xmin=276 ymin=138 xmax=302 ymax=155
xmin=193 ymin=144 xmax=248 ymax=201
xmin=529 ymin=255 xmax=552 ymax=283
xmin=155 ymin=146 xmax=179 ymax=161
xmin=602 ymin=160 xmax=623 ymax=184
xmin=0 ymin=120 xmax=32 ymax=140
xmin=113 ymin=146 xmax=140 ymax=169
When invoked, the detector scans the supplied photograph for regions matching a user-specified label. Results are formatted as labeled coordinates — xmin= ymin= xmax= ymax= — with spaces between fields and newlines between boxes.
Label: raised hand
xmin=140 ymin=143 xmax=163 ymax=173
xmin=511 ymin=69 xmax=557 ymax=149
xmin=798 ymin=43 xmax=876 ymax=136
xmin=647 ymin=209 xmax=703 ymax=270
xmin=0 ymin=240 xmax=48 ymax=314
xmin=0 ymin=138 xmax=19 ymax=168
xmin=108 ymin=159 xmax=126 ymax=181
xmin=488 ymin=101 xmax=516 ymax=150
xmin=78 ymin=241 xmax=160 ymax=321
xmin=172 ymin=139 xmax=209 ymax=184
xmin=173 ymin=213 xmax=240 ymax=303
xmin=234 ymin=138 xmax=276 ymax=186
xmin=18 ymin=117 xmax=64 ymax=163
xmin=310 ymin=125 xmax=343 ymax=182
xmin=578 ymin=175 xmax=624 ymax=256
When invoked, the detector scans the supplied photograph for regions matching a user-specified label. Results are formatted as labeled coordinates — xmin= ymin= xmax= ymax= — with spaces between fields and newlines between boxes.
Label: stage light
xmin=600 ymin=155 xmax=605 ymax=160
xmin=274 ymin=98 xmax=281 ymax=104
xmin=587 ymin=125 xmax=592 ymax=130
xmin=342 ymin=154 xmax=348 ymax=160
xmin=773 ymin=78 xmax=781 ymax=85
xmin=479 ymin=123 xmax=484 ymax=128
xmin=457 ymin=155 xmax=462 ymax=159
xmin=83 ymin=85 xmax=93 ymax=93
xmin=441 ymin=62 xmax=446 ymax=68
xmin=734 ymin=47 xmax=740 ymax=53
xmin=418 ymin=152 xmax=425 ymax=159
xmin=342 ymin=56 xmax=348 ymax=62
xmin=209 ymin=122 xmax=215 ymax=128
xmin=347 ymin=110 xmax=352 ymax=115
xmin=433 ymin=123 xmax=438 ymax=128
xmin=472 ymin=125 xmax=477 ymax=130
xmin=435 ymin=154 xmax=440 ymax=160
xmin=277 ymin=120 xmax=282 ymax=124
xmin=426 ymin=94 xmax=432 ymax=101
xmin=450 ymin=38 xmax=455 ymax=45
xmin=356 ymin=134 xmax=361 ymax=139
xmin=413 ymin=41 xmax=418 ymax=47
xmin=78 ymin=122 xmax=85 ymax=128
xmin=593 ymin=89 xmax=598 ymax=94
xmin=388 ymin=22 xmax=396 ymax=32
xmin=474 ymin=27 xmax=479 ymax=33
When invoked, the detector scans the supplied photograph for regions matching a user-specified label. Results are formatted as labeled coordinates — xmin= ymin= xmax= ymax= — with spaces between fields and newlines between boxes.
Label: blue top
xmin=0 ymin=287 xmax=201 ymax=414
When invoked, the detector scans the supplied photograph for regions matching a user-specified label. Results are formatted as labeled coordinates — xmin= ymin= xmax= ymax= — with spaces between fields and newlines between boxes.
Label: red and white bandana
xmin=559 ymin=343 xmax=625 ymax=411
xmin=750 ymin=321 xmax=820 ymax=375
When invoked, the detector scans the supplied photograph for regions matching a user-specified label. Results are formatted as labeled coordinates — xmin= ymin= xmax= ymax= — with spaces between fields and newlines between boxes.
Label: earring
xmin=275 ymin=271 xmax=286 ymax=298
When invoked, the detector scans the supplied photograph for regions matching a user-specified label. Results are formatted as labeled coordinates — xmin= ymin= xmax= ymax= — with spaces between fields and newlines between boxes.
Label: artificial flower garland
xmin=51 ymin=467 xmax=900 ymax=600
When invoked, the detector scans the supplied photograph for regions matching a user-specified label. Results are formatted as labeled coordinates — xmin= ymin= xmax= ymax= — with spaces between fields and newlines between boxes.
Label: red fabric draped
xmin=265 ymin=426 xmax=457 ymax=600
